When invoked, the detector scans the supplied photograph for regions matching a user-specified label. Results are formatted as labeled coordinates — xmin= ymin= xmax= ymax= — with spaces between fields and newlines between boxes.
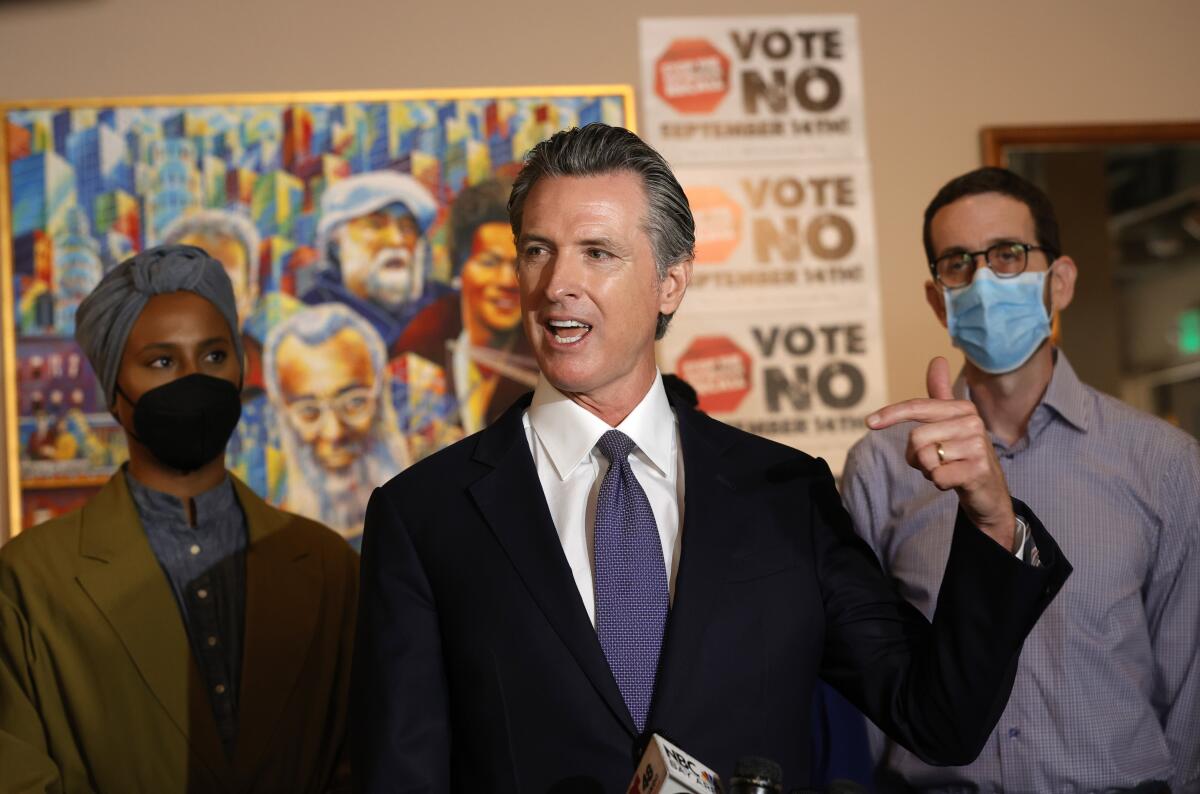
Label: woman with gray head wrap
xmin=1 ymin=242 xmax=360 ymax=791
xmin=75 ymin=244 xmax=245 ymax=409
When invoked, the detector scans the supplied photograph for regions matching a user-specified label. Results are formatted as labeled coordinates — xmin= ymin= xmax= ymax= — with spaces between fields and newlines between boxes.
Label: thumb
xmin=926 ymin=356 xmax=953 ymax=400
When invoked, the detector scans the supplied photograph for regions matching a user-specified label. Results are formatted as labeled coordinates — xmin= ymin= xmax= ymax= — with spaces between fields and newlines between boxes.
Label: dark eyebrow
xmin=579 ymin=236 xmax=619 ymax=248
xmin=579 ymin=237 xmax=634 ymax=257
xmin=517 ymin=233 xmax=553 ymax=247
xmin=935 ymin=246 xmax=969 ymax=259
xmin=135 ymin=337 xmax=231 ymax=355
xmin=936 ymin=238 xmax=1027 ymax=259
xmin=135 ymin=342 xmax=181 ymax=355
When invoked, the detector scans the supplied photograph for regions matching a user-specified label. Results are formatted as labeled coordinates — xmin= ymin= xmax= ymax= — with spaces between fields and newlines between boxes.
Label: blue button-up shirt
xmin=842 ymin=352 xmax=1200 ymax=793
xmin=126 ymin=470 xmax=247 ymax=757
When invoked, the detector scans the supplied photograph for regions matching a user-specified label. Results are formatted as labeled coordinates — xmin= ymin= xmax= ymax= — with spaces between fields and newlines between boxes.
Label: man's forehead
xmin=279 ymin=327 xmax=371 ymax=358
xmin=522 ymin=172 xmax=647 ymax=231
xmin=931 ymin=192 xmax=1036 ymax=247
xmin=277 ymin=329 xmax=375 ymax=391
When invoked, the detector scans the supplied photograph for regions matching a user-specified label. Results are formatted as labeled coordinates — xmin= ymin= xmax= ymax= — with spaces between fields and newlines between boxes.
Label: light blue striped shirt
xmin=842 ymin=352 xmax=1200 ymax=794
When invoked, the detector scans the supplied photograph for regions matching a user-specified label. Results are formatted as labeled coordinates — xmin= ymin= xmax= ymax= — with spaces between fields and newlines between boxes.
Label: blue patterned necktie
xmin=593 ymin=429 xmax=669 ymax=732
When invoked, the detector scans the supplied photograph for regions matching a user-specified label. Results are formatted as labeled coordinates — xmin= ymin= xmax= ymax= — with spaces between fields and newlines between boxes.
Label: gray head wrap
xmin=74 ymin=244 xmax=244 ymax=407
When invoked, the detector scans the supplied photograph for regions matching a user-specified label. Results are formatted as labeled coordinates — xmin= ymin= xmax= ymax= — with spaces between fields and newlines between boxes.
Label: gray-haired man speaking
xmin=351 ymin=125 xmax=1072 ymax=792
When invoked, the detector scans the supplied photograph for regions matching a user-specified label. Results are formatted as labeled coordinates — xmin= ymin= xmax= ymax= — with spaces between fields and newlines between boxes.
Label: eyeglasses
xmin=284 ymin=386 xmax=376 ymax=432
xmin=930 ymin=241 xmax=1055 ymax=289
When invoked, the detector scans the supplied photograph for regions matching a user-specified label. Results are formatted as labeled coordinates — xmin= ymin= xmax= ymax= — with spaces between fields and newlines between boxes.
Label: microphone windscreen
xmin=729 ymin=756 xmax=783 ymax=794
xmin=734 ymin=757 xmax=782 ymax=782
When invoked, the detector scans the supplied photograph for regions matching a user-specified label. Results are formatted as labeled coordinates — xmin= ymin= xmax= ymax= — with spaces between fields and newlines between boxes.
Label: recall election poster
xmin=639 ymin=15 xmax=867 ymax=166
xmin=657 ymin=304 xmax=886 ymax=473
xmin=642 ymin=14 xmax=885 ymax=473
xmin=679 ymin=161 xmax=880 ymax=312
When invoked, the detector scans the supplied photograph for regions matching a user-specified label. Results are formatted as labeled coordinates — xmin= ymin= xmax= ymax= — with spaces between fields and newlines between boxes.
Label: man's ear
xmin=658 ymin=258 xmax=693 ymax=316
xmin=924 ymin=279 xmax=948 ymax=328
xmin=1048 ymin=255 xmax=1077 ymax=314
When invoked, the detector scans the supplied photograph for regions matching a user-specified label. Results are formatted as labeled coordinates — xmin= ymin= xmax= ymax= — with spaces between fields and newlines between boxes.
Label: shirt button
xmin=1008 ymin=727 xmax=1020 ymax=738
xmin=206 ymin=635 xmax=218 ymax=647
xmin=197 ymin=588 xmax=209 ymax=600
xmin=189 ymin=544 xmax=201 ymax=556
xmin=214 ymin=683 xmax=226 ymax=695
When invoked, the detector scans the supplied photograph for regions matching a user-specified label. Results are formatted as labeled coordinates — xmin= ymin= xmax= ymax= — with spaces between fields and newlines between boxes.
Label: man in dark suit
xmin=352 ymin=124 xmax=1071 ymax=792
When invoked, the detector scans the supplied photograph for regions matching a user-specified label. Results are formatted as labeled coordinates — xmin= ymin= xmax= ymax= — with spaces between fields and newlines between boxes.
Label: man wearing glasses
xmin=263 ymin=303 xmax=411 ymax=543
xmin=842 ymin=167 xmax=1200 ymax=793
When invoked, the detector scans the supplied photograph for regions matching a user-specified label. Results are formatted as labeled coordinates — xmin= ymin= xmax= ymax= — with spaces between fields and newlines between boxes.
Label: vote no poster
xmin=679 ymin=161 xmax=879 ymax=312
xmin=642 ymin=15 xmax=885 ymax=474
xmin=658 ymin=305 xmax=886 ymax=473
xmin=639 ymin=15 xmax=867 ymax=165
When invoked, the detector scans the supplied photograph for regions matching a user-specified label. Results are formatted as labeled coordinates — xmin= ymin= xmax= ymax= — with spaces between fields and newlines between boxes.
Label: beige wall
xmin=2 ymin=0 xmax=1198 ymax=534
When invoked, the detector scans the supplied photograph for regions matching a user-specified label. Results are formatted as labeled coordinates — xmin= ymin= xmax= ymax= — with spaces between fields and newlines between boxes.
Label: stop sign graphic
xmin=686 ymin=185 xmax=742 ymax=265
xmin=675 ymin=336 xmax=753 ymax=413
xmin=654 ymin=38 xmax=731 ymax=114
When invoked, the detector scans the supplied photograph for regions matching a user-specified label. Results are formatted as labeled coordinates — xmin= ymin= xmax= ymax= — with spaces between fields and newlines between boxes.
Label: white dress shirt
xmin=522 ymin=371 xmax=684 ymax=626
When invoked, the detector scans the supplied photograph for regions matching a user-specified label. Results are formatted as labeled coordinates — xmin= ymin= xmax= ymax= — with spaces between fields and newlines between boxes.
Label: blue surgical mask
xmin=944 ymin=267 xmax=1051 ymax=374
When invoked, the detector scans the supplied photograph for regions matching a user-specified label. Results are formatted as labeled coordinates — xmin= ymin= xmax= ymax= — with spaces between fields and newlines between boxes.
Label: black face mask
xmin=117 ymin=374 xmax=242 ymax=473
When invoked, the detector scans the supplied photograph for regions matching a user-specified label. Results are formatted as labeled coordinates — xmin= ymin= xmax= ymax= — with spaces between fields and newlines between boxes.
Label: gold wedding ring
xmin=936 ymin=443 xmax=946 ymax=464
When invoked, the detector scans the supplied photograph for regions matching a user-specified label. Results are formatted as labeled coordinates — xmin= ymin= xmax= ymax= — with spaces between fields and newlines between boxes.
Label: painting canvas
xmin=2 ymin=86 xmax=633 ymax=538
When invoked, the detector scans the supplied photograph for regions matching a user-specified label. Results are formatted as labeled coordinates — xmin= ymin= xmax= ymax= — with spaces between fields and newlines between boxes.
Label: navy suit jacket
xmin=352 ymin=392 xmax=1070 ymax=792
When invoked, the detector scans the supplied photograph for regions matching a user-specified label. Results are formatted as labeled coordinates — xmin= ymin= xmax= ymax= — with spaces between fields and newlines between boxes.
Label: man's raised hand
xmin=866 ymin=357 xmax=1016 ymax=551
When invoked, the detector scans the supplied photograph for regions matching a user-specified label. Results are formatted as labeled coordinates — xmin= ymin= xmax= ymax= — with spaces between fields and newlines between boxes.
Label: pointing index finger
xmin=867 ymin=397 xmax=976 ymax=429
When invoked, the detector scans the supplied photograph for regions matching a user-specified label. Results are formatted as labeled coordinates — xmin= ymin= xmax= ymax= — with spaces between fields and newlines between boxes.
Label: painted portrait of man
xmin=396 ymin=179 xmax=537 ymax=433
xmin=263 ymin=303 xmax=410 ymax=541
xmin=302 ymin=171 xmax=444 ymax=350
xmin=160 ymin=208 xmax=262 ymax=328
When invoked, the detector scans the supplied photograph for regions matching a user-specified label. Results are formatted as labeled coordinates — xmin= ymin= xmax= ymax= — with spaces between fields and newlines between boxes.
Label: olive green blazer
xmin=0 ymin=472 xmax=359 ymax=793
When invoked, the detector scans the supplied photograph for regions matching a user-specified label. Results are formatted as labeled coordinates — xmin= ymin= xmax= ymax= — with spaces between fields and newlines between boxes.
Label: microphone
xmin=728 ymin=757 xmax=783 ymax=794
xmin=627 ymin=733 xmax=722 ymax=794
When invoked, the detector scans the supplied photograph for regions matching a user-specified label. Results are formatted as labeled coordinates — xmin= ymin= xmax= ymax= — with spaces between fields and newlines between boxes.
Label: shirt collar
xmin=125 ymin=467 xmax=239 ymax=530
xmin=1038 ymin=350 xmax=1090 ymax=432
xmin=953 ymin=348 xmax=1090 ymax=433
xmin=526 ymin=371 xmax=677 ymax=481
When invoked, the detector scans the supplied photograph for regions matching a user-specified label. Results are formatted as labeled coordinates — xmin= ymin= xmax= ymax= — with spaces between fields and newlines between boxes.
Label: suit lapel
xmin=74 ymin=473 xmax=232 ymax=786
xmin=468 ymin=396 xmax=637 ymax=735
xmin=231 ymin=478 xmax=323 ymax=778
xmin=650 ymin=401 xmax=743 ymax=728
